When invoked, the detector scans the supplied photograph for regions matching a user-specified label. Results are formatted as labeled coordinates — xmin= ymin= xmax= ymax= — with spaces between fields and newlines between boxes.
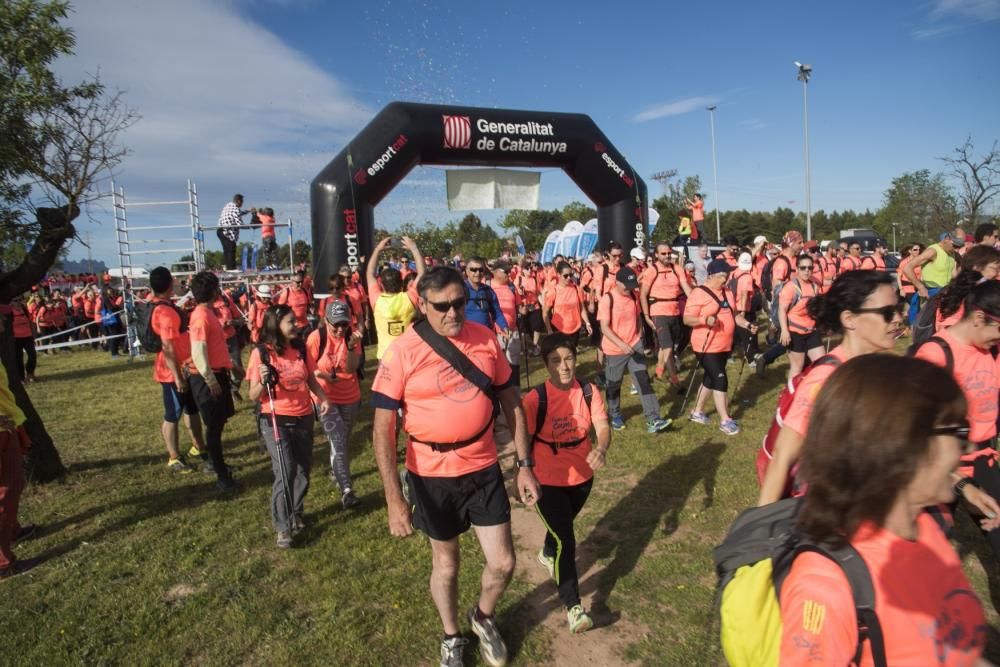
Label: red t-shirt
xmin=371 ymin=322 xmax=512 ymax=478
xmin=781 ymin=513 xmax=986 ymax=666
xmin=523 ymin=379 xmax=608 ymax=487
xmin=186 ymin=305 xmax=232 ymax=374
xmin=150 ymin=300 xmax=191 ymax=384
xmin=597 ymin=290 xmax=640 ymax=356
xmin=305 ymin=327 xmax=361 ymax=404
xmin=247 ymin=345 xmax=314 ymax=417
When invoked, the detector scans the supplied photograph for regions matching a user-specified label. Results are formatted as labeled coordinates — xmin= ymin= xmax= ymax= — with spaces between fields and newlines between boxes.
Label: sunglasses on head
xmin=852 ymin=301 xmax=904 ymax=322
xmin=426 ymin=296 xmax=467 ymax=313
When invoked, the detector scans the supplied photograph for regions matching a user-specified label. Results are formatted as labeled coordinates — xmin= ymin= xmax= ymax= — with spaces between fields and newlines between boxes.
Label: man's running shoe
xmin=167 ymin=458 xmax=193 ymax=474
xmin=688 ymin=411 xmax=710 ymax=425
xmin=276 ymin=531 xmax=293 ymax=549
xmin=216 ymin=477 xmax=239 ymax=494
xmin=440 ymin=636 xmax=470 ymax=667
xmin=567 ymin=605 xmax=594 ymax=634
xmin=754 ymin=354 xmax=766 ymax=378
xmin=14 ymin=523 xmax=37 ymax=544
xmin=537 ymin=549 xmax=555 ymax=580
xmin=610 ymin=415 xmax=626 ymax=431
xmin=342 ymin=489 xmax=361 ymax=509
xmin=188 ymin=445 xmax=207 ymax=460
xmin=0 ymin=558 xmax=38 ymax=581
xmin=468 ymin=607 xmax=508 ymax=667
xmin=646 ymin=417 xmax=672 ymax=433
xmin=720 ymin=419 xmax=741 ymax=436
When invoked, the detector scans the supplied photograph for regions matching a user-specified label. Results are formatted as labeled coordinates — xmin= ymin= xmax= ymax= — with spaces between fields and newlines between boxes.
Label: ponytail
xmin=938 ymin=270 xmax=982 ymax=319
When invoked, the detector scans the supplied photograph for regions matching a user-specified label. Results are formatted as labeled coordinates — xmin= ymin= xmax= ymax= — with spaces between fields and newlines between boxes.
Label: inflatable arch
xmin=310 ymin=102 xmax=648 ymax=287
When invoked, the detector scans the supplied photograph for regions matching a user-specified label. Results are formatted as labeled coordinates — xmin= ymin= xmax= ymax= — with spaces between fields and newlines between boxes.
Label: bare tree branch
xmin=941 ymin=136 xmax=1000 ymax=222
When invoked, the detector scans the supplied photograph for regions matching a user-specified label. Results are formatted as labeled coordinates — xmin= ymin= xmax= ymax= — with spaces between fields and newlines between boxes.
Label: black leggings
xmin=698 ymin=351 xmax=730 ymax=392
xmin=15 ymin=337 xmax=36 ymax=380
xmin=957 ymin=455 xmax=1000 ymax=559
xmin=536 ymin=478 xmax=593 ymax=608
xmin=189 ymin=372 xmax=234 ymax=480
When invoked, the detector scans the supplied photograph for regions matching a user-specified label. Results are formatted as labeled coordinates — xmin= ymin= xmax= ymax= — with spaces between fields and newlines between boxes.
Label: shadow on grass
xmin=501 ymin=440 xmax=726 ymax=657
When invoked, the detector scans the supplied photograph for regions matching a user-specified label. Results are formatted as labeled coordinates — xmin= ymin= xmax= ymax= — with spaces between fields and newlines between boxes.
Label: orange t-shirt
xmin=731 ymin=270 xmax=755 ymax=314
xmin=819 ymin=254 xmax=840 ymax=288
xmin=212 ymin=293 xmax=238 ymax=339
xmin=12 ymin=306 xmax=32 ymax=338
xmin=258 ymin=213 xmax=276 ymax=239
xmin=150 ymin=300 xmax=191 ymax=384
xmin=782 ymin=345 xmax=848 ymax=437
xmin=752 ymin=255 xmax=768 ymax=289
xmin=305 ymin=327 xmax=361 ymax=404
xmin=186 ymin=305 xmax=232 ymax=374
xmin=514 ymin=273 xmax=540 ymax=307
xmin=278 ymin=285 xmax=311 ymax=327
xmin=544 ymin=283 xmax=585 ymax=334
xmin=780 ymin=513 xmax=987 ymax=667
xmin=860 ymin=254 xmax=885 ymax=271
xmin=248 ymin=301 xmax=269 ymax=343
xmin=683 ymin=286 xmax=736 ymax=354
xmin=597 ymin=290 xmax=640 ymax=356
xmin=779 ymin=278 xmax=819 ymax=334
xmin=523 ymin=379 xmax=608 ymax=487
xmin=840 ymin=255 xmax=862 ymax=274
xmin=371 ymin=322 xmax=512 ymax=477
xmin=899 ymin=256 xmax=920 ymax=295
xmin=642 ymin=263 xmax=687 ymax=317
xmin=247 ymin=345 xmax=314 ymax=417
xmin=914 ymin=331 xmax=999 ymax=462
xmin=489 ymin=281 xmax=519 ymax=334
xmin=691 ymin=199 xmax=704 ymax=222
xmin=771 ymin=254 xmax=794 ymax=284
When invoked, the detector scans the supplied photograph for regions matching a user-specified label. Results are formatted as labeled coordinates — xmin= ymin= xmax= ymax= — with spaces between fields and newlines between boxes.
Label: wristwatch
xmin=516 ymin=458 xmax=535 ymax=469
xmin=954 ymin=477 xmax=976 ymax=496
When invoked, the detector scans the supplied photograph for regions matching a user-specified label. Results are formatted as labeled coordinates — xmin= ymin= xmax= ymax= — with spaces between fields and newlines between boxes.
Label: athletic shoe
xmin=291 ymin=515 xmax=306 ymax=536
xmin=688 ymin=411 xmax=710 ymax=425
xmin=646 ymin=417 xmax=672 ymax=433
xmin=0 ymin=558 xmax=38 ymax=581
xmin=188 ymin=445 xmax=207 ymax=459
xmin=14 ymin=523 xmax=38 ymax=544
xmin=720 ymin=419 xmax=741 ymax=436
xmin=610 ymin=415 xmax=626 ymax=431
xmin=440 ymin=636 xmax=470 ymax=667
xmin=754 ymin=354 xmax=766 ymax=378
xmin=167 ymin=458 xmax=193 ymax=474
xmin=567 ymin=605 xmax=594 ymax=634
xmin=276 ymin=531 xmax=293 ymax=549
xmin=537 ymin=549 xmax=555 ymax=580
xmin=216 ymin=477 xmax=239 ymax=494
xmin=468 ymin=607 xmax=508 ymax=667
xmin=231 ymin=389 xmax=243 ymax=402
xmin=342 ymin=490 xmax=361 ymax=509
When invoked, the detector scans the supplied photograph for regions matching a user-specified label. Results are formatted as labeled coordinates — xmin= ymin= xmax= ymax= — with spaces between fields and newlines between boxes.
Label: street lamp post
xmin=795 ymin=61 xmax=813 ymax=241
xmin=706 ymin=105 xmax=721 ymax=243
xmin=891 ymin=223 xmax=898 ymax=254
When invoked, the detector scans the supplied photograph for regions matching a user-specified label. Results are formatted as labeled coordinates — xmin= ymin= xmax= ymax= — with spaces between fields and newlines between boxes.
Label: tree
xmin=0 ymin=0 xmax=137 ymax=482
xmin=498 ymin=209 xmax=564 ymax=253
xmin=940 ymin=137 xmax=1000 ymax=223
xmin=560 ymin=200 xmax=596 ymax=224
xmin=875 ymin=169 xmax=957 ymax=243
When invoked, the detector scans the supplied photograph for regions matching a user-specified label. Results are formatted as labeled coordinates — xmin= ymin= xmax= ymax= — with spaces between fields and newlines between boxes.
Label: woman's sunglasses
xmin=426 ymin=296 xmax=467 ymax=313
xmin=932 ymin=423 xmax=970 ymax=440
xmin=852 ymin=301 xmax=904 ymax=322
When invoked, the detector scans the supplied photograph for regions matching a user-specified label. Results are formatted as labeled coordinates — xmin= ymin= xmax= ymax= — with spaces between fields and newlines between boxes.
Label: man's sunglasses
xmin=852 ymin=301 xmax=904 ymax=322
xmin=561 ymin=273 xmax=573 ymax=278
xmin=467 ymin=266 xmax=484 ymax=273
xmin=426 ymin=296 xmax=467 ymax=313
xmin=798 ymin=264 xmax=814 ymax=271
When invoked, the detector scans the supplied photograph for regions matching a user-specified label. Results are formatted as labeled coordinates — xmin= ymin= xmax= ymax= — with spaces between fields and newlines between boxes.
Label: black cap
xmin=616 ymin=266 xmax=639 ymax=290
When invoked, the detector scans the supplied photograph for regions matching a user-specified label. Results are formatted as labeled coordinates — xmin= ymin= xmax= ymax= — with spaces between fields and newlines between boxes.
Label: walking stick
xmin=264 ymin=378 xmax=295 ymax=526
xmin=678 ymin=329 xmax=715 ymax=417
xmin=730 ymin=333 xmax=755 ymax=401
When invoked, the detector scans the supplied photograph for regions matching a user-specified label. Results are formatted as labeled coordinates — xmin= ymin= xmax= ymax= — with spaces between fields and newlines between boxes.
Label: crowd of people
xmin=3 ymin=212 xmax=1000 ymax=666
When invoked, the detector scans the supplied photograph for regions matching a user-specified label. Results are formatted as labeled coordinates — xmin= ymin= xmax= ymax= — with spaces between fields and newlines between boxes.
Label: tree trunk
xmin=0 ymin=205 xmax=79 ymax=483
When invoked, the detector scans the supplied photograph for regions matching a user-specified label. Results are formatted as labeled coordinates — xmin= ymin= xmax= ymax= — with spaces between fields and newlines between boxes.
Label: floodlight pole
xmin=707 ymin=105 xmax=721 ymax=243
xmin=796 ymin=62 xmax=813 ymax=241
xmin=891 ymin=222 xmax=898 ymax=254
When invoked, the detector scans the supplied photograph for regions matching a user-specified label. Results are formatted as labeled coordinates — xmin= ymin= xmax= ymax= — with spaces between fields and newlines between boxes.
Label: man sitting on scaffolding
xmin=218 ymin=194 xmax=254 ymax=272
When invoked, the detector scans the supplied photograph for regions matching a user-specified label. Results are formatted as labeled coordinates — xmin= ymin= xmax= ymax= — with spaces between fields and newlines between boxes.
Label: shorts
xmin=188 ymin=371 xmax=235 ymax=428
xmin=789 ymin=330 xmax=822 ymax=353
xmin=587 ymin=311 xmax=602 ymax=347
xmin=524 ymin=308 xmax=543 ymax=334
xmin=161 ymin=382 xmax=199 ymax=423
xmin=697 ymin=351 xmax=730 ymax=392
xmin=406 ymin=463 xmax=511 ymax=541
xmin=653 ymin=315 xmax=681 ymax=349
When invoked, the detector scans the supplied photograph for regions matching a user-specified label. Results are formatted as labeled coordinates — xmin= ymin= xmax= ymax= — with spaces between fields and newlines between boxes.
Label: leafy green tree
xmin=0 ymin=0 xmax=137 ymax=482
xmin=874 ymin=169 xmax=957 ymax=243
xmin=561 ymin=200 xmax=596 ymax=224
xmin=498 ymin=209 xmax=564 ymax=253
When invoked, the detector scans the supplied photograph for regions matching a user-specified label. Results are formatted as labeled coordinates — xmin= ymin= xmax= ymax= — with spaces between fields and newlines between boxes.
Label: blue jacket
xmin=464 ymin=281 xmax=509 ymax=331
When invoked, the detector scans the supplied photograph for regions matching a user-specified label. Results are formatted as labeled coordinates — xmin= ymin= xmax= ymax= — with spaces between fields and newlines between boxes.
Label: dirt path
xmin=496 ymin=421 xmax=645 ymax=666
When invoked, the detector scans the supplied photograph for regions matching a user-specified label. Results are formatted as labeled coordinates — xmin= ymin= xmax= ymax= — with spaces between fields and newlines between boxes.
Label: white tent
xmin=647 ymin=207 xmax=660 ymax=235
xmin=559 ymin=220 xmax=584 ymax=259
xmin=541 ymin=230 xmax=563 ymax=264
xmin=577 ymin=219 xmax=599 ymax=259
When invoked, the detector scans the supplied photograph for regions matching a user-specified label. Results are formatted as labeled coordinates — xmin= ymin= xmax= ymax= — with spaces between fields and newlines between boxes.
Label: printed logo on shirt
xmin=802 ymin=599 xmax=826 ymax=635
xmin=435 ymin=358 xmax=484 ymax=404
xmin=551 ymin=413 xmax=589 ymax=441
xmin=933 ymin=589 xmax=989 ymax=660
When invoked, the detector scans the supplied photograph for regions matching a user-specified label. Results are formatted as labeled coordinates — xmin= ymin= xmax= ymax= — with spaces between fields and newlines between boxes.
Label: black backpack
xmin=760 ymin=255 xmax=792 ymax=299
xmin=530 ymin=378 xmax=594 ymax=455
xmin=134 ymin=300 xmax=187 ymax=354
xmin=909 ymin=293 xmax=943 ymax=347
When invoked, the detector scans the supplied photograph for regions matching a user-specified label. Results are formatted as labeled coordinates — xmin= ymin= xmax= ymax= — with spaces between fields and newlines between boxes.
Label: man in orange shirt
xmin=186 ymin=271 xmax=237 ymax=492
xmin=640 ymin=243 xmax=692 ymax=385
xmin=600 ymin=267 xmax=671 ymax=433
xmin=149 ymin=267 xmax=206 ymax=473
xmin=514 ymin=257 xmax=543 ymax=356
xmin=371 ymin=266 xmax=540 ymax=667
xmin=213 ymin=287 xmax=245 ymax=401
xmin=257 ymin=207 xmax=278 ymax=270
xmin=276 ymin=270 xmax=312 ymax=330
xmin=248 ymin=283 xmax=272 ymax=343
xmin=859 ymin=240 xmax=888 ymax=271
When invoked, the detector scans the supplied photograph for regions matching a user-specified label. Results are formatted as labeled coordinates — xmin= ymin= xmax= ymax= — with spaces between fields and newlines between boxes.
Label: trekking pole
xmin=519 ymin=315 xmax=529 ymax=388
xmin=263 ymin=378 xmax=295 ymax=525
xmin=679 ymin=329 xmax=715 ymax=417
xmin=730 ymin=333 xmax=755 ymax=401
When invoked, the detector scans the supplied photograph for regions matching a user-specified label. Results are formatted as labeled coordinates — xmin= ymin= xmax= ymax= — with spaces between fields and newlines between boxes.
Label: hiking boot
xmin=440 ymin=635 xmax=470 ymax=667
xmin=567 ymin=605 xmax=594 ymax=634
xmin=14 ymin=523 xmax=38 ymax=544
xmin=688 ymin=411 xmax=710 ymax=425
xmin=646 ymin=417 xmax=672 ymax=433
xmin=537 ymin=549 xmax=555 ymax=580
xmin=468 ymin=607 xmax=508 ymax=667
xmin=167 ymin=458 xmax=193 ymax=474
xmin=610 ymin=415 xmax=626 ymax=431
xmin=754 ymin=354 xmax=766 ymax=378
xmin=276 ymin=531 xmax=293 ymax=549
xmin=342 ymin=490 xmax=361 ymax=510
xmin=720 ymin=419 xmax=741 ymax=436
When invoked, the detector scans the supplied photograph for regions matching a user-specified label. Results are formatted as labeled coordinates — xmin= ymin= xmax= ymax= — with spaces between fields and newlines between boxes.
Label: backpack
xmin=767 ymin=278 xmax=803 ymax=331
xmin=713 ymin=497 xmax=886 ymax=667
xmin=133 ymin=300 xmax=187 ymax=353
xmin=316 ymin=324 xmax=365 ymax=381
xmin=909 ymin=293 xmax=942 ymax=348
xmin=530 ymin=378 xmax=594 ymax=455
xmin=727 ymin=271 xmax=762 ymax=315
xmin=760 ymin=254 xmax=791 ymax=299
xmin=256 ymin=342 xmax=307 ymax=388
xmin=758 ymin=354 xmax=841 ymax=498
xmin=647 ymin=264 xmax=685 ymax=305
xmin=100 ymin=304 xmax=120 ymax=327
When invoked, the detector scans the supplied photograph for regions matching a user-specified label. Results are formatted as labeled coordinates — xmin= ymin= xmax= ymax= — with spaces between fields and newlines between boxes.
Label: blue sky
xmin=58 ymin=0 xmax=999 ymax=266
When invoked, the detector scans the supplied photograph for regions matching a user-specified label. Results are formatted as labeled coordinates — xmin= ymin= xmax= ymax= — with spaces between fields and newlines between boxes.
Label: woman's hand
xmin=586 ymin=447 xmax=607 ymax=471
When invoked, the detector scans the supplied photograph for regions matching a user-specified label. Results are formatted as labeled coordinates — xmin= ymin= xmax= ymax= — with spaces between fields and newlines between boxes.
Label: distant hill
xmin=58 ymin=258 xmax=108 ymax=274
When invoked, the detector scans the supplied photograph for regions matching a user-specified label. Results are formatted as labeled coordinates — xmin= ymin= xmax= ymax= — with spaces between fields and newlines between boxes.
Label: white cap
xmin=754 ymin=235 xmax=768 ymax=246
xmin=629 ymin=247 xmax=646 ymax=261
xmin=256 ymin=283 xmax=272 ymax=298
xmin=738 ymin=252 xmax=753 ymax=271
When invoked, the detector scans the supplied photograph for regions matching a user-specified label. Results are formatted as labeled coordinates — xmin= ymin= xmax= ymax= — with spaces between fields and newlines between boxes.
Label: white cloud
xmin=54 ymin=0 xmax=372 ymax=264
xmin=632 ymin=96 xmax=721 ymax=123
xmin=930 ymin=0 xmax=1000 ymax=21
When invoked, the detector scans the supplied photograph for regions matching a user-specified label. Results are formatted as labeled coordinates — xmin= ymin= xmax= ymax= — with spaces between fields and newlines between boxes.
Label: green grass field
xmin=4 ymin=343 xmax=999 ymax=666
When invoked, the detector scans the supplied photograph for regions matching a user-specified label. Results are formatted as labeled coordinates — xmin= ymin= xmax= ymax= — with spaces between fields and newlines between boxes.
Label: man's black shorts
xmin=406 ymin=463 xmax=511 ymax=541
xmin=789 ymin=330 xmax=822 ymax=353
xmin=524 ymin=308 xmax=543 ymax=334
xmin=653 ymin=315 xmax=681 ymax=349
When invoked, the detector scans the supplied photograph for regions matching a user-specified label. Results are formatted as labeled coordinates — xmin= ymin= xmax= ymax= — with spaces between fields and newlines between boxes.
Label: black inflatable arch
xmin=311 ymin=101 xmax=647 ymax=287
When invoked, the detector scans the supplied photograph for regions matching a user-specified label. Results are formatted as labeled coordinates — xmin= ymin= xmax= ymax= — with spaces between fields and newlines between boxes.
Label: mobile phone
xmin=389 ymin=238 xmax=404 ymax=249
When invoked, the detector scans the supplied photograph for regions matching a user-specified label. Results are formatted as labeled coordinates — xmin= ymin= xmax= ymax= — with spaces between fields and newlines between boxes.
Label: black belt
xmin=647 ymin=296 xmax=680 ymax=304
xmin=534 ymin=435 xmax=586 ymax=456
xmin=412 ymin=403 xmax=499 ymax=452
